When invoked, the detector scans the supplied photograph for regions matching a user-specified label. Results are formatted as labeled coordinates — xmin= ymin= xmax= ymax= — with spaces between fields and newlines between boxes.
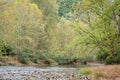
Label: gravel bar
xmin=0 ymin=66 xmax=90 ymax=80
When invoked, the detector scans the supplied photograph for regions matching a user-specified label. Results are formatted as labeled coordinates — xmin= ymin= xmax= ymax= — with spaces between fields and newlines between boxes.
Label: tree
xmin=73 ymin=0 xmax=120 ymax=64
xmin=30 ymin=0 xmax=58 ymax=54
xmin=57 ymin=0 xmax=78 ymax=20
xmin=0 ymin=0 xmax=45 ymax=55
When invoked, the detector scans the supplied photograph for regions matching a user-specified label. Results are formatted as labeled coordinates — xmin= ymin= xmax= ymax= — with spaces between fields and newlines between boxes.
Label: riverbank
xmin=0 ymin=56 xmax=88 ymax=67
xmin=0 ymin=56 xmax=120 ymax=80
xmin=86 ymin=65 xmax=120 ymax=80
xmin=0 ymin=56 xmax=55 ymax=66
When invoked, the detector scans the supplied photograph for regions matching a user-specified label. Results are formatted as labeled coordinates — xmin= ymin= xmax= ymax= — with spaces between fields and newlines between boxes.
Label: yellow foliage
xmin=0 ymin=0 xmax=44 ymax=52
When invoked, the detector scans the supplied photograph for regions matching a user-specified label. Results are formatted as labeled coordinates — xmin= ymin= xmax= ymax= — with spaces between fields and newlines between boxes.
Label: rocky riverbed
xmin=0 ymin=66 xmax=90 ymax=80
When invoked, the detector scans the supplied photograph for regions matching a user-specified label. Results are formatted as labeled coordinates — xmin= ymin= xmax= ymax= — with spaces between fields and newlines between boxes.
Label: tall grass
xmin=89 ymin=65 xmax=120 ymax=80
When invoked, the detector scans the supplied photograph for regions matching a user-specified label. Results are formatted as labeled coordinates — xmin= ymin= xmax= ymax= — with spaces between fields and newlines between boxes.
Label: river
xmin=0 ymin=66 xmax=91 ymax=80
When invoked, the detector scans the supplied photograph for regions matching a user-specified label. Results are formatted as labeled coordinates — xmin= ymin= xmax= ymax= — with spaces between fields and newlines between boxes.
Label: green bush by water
xmin=97 ymin=48 xmax=120 ymax=64
xmin=53 ymin=54 xmax=70 ymax=63
xmin=31 ymin=57 xmax=39 ymax=64
xmin=80 ymin=68 xmax=91 ymax=75
xmin=20 ymin=52 xmax=30 ymax=64
xmin=0 ymin=40 xmax=16 ymax=56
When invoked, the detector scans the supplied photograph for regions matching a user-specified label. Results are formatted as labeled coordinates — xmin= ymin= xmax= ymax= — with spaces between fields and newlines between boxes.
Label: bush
xmin=106 ymin=53 xmax=120 ymax=64
xmin=0 ymin=40 xmax=4 ymax=56
xmin=53 ymin=54 xmax=69 ymax=63
xmin=97 ymin=48 xmax=120 ymax=64
xmin=115 ymin=47 xmax=120 ymax=63
xmin=77 ymin=57 xmax=87 ymax=65
xmin=2 ymin=45 xmax=16 ymax=56
xmin=106 ymin=55 xmax=114 ymax=64
xmin=78 ymin=67 xmax=91 ymax=75
xmin=20 ymin=52 xmax=30 ymax=64
xmin=38 ymin=53 xmax=48 ymax=60
xmin=44 ymin=59 xmax=58 ymax=65
xmin=96 ymin=51 xmax=109 ymax=63
xmin=31 ymin=57 xmax=39 ymax=64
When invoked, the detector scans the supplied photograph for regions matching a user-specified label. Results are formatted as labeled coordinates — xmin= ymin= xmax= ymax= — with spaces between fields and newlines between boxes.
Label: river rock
xmin=0 ymin=66 xmax=90 ymax=80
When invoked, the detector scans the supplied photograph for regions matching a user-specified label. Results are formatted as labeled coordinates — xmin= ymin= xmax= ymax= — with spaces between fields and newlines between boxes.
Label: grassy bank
xmin=79 ymin=65 xmax=120 ymax=80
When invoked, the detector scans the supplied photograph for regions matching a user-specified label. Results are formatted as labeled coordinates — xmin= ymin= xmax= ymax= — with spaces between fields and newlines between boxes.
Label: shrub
xmin=78 ymin=67 xmax=91 ymax=75
xmin=44 ymin=58 xmax=58 ymax=65
xmin=31 ymin=57 xmax=39 ymax=64
xmin=77 ymin=57 xmax=87 ymax=65
xmin=38 ymin=53 xmax=48 ymax=60
xmin=0 ymin=40 xmax=4 ymax=56
xmin=96 ymin=50 xmax=109 ymax=63
xmin=106 ymin=55 xmax=114 ymax=64
xmin=53 ymin=54 xmax=69 ymax=63
xmin=115 ymin=47 xmax=120 ymax=63
xmin=19 ymin=52 xmax=30 ymax=64
xmin=106 ymin=53 xmax=120 ymax=64
xmin=2 ymin=45 xmax=16 ymax=56
xmin=97 ymin=48 xmax=120 ymax=64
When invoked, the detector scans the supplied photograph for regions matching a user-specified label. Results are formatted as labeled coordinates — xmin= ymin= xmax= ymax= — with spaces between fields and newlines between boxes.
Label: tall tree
xmin=73 ymin=0 xmax=120 ymax=63
xmin=0 ymin=0 xmax=44 ymax=55
xmin=30 ymin=0 xmax=58 ymax=54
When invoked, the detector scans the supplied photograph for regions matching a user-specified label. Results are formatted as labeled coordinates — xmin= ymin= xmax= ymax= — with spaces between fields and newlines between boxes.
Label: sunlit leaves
xmin=0 ymin=0 xmax=44 ymax=54
xmin=74 ymin=0 xmax=120 ymax=58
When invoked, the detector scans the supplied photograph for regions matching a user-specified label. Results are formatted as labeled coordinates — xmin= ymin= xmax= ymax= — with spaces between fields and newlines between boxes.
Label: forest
xmin=0 ymin=0 xmax=120 ymax=66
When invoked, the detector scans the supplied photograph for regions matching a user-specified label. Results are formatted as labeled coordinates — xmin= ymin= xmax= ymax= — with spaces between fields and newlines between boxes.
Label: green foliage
xmin=0 ymin=40 xmax=16 ymax=56
xmin=0 ymin=40 xmax=4 ymax=56
xmin=44 ymin=58 xmax=58 ymax=65
xmin=77 ymin=58 xmax=87 ymax=64
xmin=20 ymin=52 xmax=30 ymax=64
xmin=58 ymin=0 xmax=77 ymax=18
xmin=31 ymin=57 xmax=39 ymax=64
xmin=96 ymin=51 xmax=109 ymax=63
xmin=38 ymin=53 xmax=47 ymax=60
xmin=2 ymin=45 xmax=16 ymax=56
xmin=78 ymin=67 xmax=91 ymax=75
xmin=54 ymin=54 xmax=69 ymax=63
xmin=73 ymin=0 xmax=120 ymax=64
xmin=97 ymin=47 xmax=120 ymax=64
xmin=106 ymin=53 xmax=120 ymax=64
xmin=0 ymin=0 xmax=119 ymax=65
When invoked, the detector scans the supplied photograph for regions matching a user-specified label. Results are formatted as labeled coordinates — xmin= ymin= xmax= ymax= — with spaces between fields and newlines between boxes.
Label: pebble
xmin=0 ymin=66 xmax=90 ymax=80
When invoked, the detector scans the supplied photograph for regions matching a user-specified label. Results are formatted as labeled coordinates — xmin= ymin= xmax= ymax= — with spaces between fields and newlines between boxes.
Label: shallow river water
xmin=0 ymin=66 xmax=90 ymax=80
